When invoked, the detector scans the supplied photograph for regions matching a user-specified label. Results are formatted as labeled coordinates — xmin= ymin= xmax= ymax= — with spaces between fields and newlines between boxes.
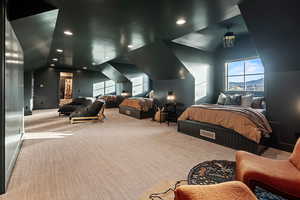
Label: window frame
xmin=225 ymin=57 xmax=264 ymax=92
xmin=104 ymin=80 xmax=116 ymax=95
xmin=131 ymin=76 xmax=144 ymax=96
xmin=93 ymin=82 xmax=105 ymax=97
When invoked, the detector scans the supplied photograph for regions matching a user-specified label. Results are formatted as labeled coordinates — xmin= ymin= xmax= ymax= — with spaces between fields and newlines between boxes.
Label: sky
xmin=227 ymin=58 xmax=264 ymax=82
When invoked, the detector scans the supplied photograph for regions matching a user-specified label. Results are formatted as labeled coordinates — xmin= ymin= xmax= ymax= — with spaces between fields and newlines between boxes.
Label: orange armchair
xmin=174 ymin=181 xmax=257 ymax=200
xmin=236 ymin=138 xmax=300 ymax=200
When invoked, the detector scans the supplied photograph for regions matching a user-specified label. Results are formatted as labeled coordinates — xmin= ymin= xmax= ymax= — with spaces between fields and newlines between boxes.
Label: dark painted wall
xmin=240 ymin=0 xmax=300 ymax=151
xmin=73 ymin=70 xmax=108 ymax=97
xmin=0 ymin=1 xmax=5 ymax=192
xmin=152 ymin=75 xmax=195 ymax=109
xmin=214 ymin=35 xmax=258 ymax=99
xmin=33 ymin=68 xmax=59 ymax=109
xmin=127 ymin=41 xmax=195 ymax=107
xmin=0 ymin=6 xmax=24 ymax=193
xmin=167 ymin=42 xmax=215 ymax=104
xmin=34 ymin=68 xmax=109 ymax=109
xmin=128 ymin=41 xmax=191 ymax=80
xmin=110 ymin=62 xmax=150 ymax=96
xmin=24 ymin=71 xmax=33 ymax=115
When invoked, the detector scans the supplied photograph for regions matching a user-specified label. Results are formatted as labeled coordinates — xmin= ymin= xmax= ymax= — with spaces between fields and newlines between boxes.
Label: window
xmin=93 ymin=82 xmax=105 ymax=97
xmin=104 ymin=80 xmax=116 ymax=94
xmin=225 ymin=58 xmax=264 ymax=91
xmin=131 ymin=76 xmax=144 ymax=96
xmin=93 ymin=80 xmax=116 ymax=97
xmin=194 ymin=65 xmax=208 ymax=101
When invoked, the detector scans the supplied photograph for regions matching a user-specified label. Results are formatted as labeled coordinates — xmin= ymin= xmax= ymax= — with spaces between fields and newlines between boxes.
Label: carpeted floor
xmin=0 ymin=109 xmax=290 ymax=200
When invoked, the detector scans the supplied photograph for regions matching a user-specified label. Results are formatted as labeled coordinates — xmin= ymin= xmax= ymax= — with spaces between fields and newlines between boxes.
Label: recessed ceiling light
xmin=92 ymin=62 xmax=96 ymax=65
xmin=56 ymin=49 xmax=63 ymax=53
xmin=52 ymin=58 xmax=58 ymax=61
xmin=50 ymin=64 xmax=55 ymax=67
xmin=83 ymin=66 xmax=87 ymax=70
xmin=176 ymin=18 xmax=186 ymax=25
xmin=128 ymin=44 xmax=133 ymax=48
xmin=64 ymin=30 xmax=73 ymax=36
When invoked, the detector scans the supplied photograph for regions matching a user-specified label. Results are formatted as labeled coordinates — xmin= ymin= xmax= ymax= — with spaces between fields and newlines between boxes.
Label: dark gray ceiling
xmin=172 ymin=15 xmax=248 ymax=52
xmin=99 ymin=63 xmax=130 ymax=83
xmin=11 ymin=10 xmax=58 ymax=71
xmin=110 ymin=62 xmax=146 ymax=79
xmin=127 ymin=41 xmax=191 ymax=80
xmin=10 ymin=0 xmax=241 ymax=72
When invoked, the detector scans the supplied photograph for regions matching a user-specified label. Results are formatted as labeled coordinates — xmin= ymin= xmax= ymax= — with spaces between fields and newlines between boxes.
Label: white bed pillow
xmin=217 ymin=93 xmax=227 ymax=105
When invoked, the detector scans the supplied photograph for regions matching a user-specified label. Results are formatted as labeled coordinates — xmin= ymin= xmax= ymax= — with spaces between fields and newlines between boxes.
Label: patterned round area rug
xmin=188 ymin=160 xmax=235 ymax=185
xmin=188 ymin=160 xmax=287 ymax=200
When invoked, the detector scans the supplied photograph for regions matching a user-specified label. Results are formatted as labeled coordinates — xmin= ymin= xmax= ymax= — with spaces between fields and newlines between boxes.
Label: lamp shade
xmin=167 ymin=91 xmax=176 ymax=101
xmin=121 ymin=90 xmax=130 ymax=97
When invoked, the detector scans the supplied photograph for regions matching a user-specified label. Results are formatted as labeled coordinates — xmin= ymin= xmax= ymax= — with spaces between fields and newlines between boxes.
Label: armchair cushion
xmin=175 ymin=181 xmax=257 ymax=200
xmin=69 ymin=101 xmax=104 ymax=118
xmin=289 ymin=138 xmax=300 ymax=170
xmin=236 ymin=151 xmax=300 ymax=198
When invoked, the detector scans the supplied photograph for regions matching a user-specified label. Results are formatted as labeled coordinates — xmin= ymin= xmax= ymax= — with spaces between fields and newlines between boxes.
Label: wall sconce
xmin=167 ymin=91 xmax=176 ymax=102
xmin=121 ymin=90 xmax=130 ymax=97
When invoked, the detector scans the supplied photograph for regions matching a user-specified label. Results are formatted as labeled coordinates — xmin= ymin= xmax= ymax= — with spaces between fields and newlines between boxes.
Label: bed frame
xmin=119 ymin=106 xmax=154 ymax=119
xmin=105 ymin=101 xmax=117 ymax=108
xmin=178 ymin=120 xmax=268 ymax=155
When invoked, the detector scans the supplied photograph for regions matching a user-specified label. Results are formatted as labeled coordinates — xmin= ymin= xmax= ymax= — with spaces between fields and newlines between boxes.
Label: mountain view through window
xmin=225 ymin=58 xmax=264 ymax=91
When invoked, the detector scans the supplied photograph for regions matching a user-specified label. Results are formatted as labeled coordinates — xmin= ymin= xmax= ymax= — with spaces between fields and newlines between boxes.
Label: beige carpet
xmin=0 ymin=109 xmax=290 ymax=200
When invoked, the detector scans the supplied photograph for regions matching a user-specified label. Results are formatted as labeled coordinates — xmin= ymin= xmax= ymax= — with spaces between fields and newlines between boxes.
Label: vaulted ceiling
xmin=9 ymin=0 xmax=242 ymax=73
xmin=172 ymin=15 xmax=248 ymax=52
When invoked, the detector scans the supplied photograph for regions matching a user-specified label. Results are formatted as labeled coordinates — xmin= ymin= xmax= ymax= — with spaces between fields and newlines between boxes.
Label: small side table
xmin=165 ymin=103 xmax=178 ymax=126
xmin=159 ymin=110 xmax=168 ymax=124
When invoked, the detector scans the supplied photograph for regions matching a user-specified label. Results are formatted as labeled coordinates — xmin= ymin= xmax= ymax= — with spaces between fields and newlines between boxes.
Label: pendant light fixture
xmin=223 ymin=26 xmax=236 ymax=48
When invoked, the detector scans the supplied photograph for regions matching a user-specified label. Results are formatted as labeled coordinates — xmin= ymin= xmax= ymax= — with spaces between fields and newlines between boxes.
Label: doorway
xmin=59 ymin=72 xmax=73 ymax=106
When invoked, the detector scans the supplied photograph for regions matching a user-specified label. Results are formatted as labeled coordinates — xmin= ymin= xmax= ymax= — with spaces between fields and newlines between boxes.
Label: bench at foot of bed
xmin=119 ymin=106 xmax=154 ymax=119
xmin=177 ymin=120 xmax=268 ymax=155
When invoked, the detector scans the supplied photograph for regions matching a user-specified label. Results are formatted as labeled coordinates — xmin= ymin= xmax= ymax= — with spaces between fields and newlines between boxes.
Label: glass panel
xmin=131 ymin=76 xmax=143 ymax=86
xmin=105 ymin=86 xmax=115 ymax=94
xmin=195 ymin=83 xmax=207 ymax=101
xmin=245 ymin=75 xmax=264 ymax=91
xmin=93 ymin=82 xmax=104 ymax=89
xmin=228 ymin=76 xmax=244 ymax=91
xmin=105 ymin=80 xmax=115 ymax=87
xmin=227 ymin=60 xmax=244 ymax=76
xmin=245 ymin=58 xmax=264 ymax=75
xmin=132 ymin=85 xmax=143 ymax=96
xmin=93 ymin=82 xmax=105 ymax=97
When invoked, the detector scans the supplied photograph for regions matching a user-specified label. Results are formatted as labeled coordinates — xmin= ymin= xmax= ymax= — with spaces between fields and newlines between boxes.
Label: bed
xmin=98 ymin=95 xmax=125 ymax=108
xmin=177 ymin=104 xmax=272 ymax=154
xmin=119 ymin=97 xmax=155 ymax=119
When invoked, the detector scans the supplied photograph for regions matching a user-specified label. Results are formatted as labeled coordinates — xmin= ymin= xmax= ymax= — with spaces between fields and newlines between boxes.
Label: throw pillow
xmin=225 ymin=94 xmax=242 ymax=105
xmin=217 ymin=93 xmax=227 ymax=105
xmin=251 ymin=97 xmax=265 ymax=109
xmin=241 ymin=94 xmax=253 ymax=107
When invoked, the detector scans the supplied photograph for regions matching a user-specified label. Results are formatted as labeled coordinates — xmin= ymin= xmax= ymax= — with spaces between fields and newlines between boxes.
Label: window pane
xmin=93 ymin=82 xmax=104 ymax=89
xmin=105 ymin=80 xmax=115 ymax=87
xmin=93 ymin=82 xmax=105 ymax=97
xmin=228 ymin=76 xmax=244 ymax=91
xmin=245 ymin=58 xmax=264 ymax=75
xmin=227 ymin=61 xmax=244 ymax=76
xmin=195 ymin=83 xmax=207 ymax=100
xmin=105 ymin=86 xmax=115 ymax=94
xmin=132 ymin=85 xmax=143 ymax=96
xmin=131 ymin=76 xmax=143 ymax=86
xmin=245 ymin=75 xmax=264 ymax=91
